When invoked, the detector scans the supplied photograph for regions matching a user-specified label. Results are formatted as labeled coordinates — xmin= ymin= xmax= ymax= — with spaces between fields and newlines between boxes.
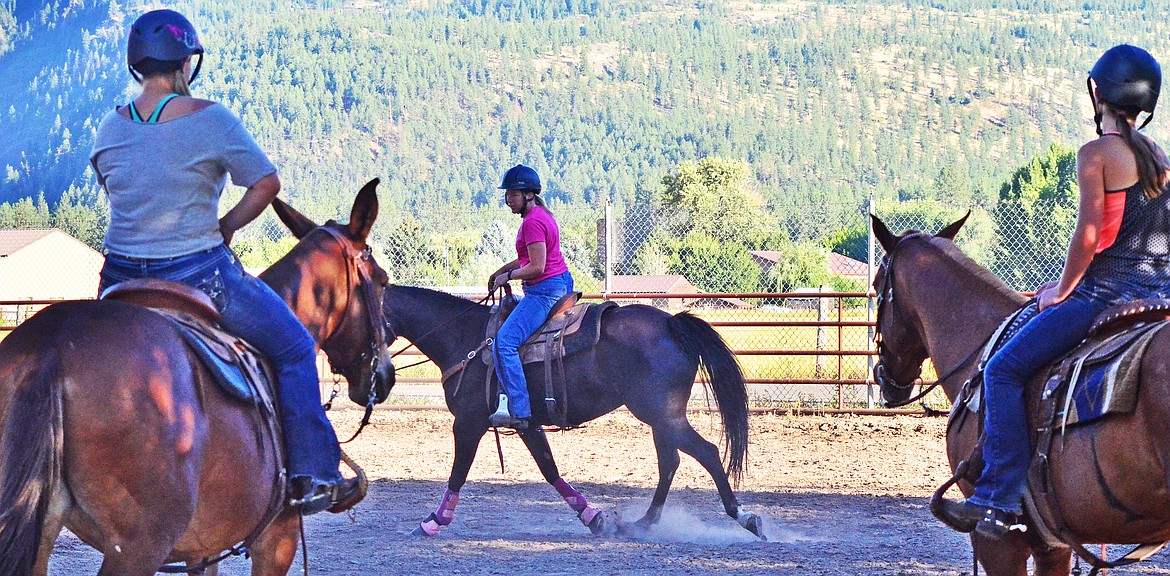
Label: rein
xmin=383 ymin=290 xmax=498 ymax=375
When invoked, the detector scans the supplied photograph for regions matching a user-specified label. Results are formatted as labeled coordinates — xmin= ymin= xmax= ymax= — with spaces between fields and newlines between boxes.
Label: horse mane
xmin=390 ymin=285 xmax=489 ymax=317
xmin=924 ymin=236 xmax=1027 ymax=305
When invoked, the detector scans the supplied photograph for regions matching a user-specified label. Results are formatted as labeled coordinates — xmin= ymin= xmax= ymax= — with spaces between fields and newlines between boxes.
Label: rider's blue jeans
xmin=493 ymin=271 xmax=574 ymax=419
xmin=99 ymin=244 xmax=343 ymax=485
xmin=971 ymin=276 xmax=1156 ymax=513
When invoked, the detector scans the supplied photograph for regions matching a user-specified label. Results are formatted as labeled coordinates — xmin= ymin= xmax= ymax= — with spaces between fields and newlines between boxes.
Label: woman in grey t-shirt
xmin=90 ymin=9 xmax=357 ymax=514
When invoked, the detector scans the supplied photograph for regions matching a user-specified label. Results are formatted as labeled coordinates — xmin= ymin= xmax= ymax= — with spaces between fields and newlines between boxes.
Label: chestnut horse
xmin=870 ymin=213 xmax=1170 ymax=575
xmin=0 ymin=180 xmax=393 ymax=576
xmin=376 ymin=285 xmax=765 ymax=539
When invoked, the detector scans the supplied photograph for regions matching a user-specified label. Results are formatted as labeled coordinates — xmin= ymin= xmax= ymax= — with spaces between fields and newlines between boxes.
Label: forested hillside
xmin=1 ymin=0 xmax=1167 ymax=290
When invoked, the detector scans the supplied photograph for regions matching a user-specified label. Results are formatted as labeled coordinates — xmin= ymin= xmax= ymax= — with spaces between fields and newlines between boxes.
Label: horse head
xmin=270 ymin=178 xmax=395 ymax=406
xmin=869 ymin=212 xmax=968 ymax=406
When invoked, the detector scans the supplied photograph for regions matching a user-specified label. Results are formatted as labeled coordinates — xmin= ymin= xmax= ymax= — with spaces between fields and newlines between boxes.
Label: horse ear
xmin=870 ymin=213 xmax=897 ymax=254
xmin=348 ymin=178 xmax=380 ymax=242
xmin=936 ymin=210 xmax=971 ymax=241
xmin=272 ymin=198 xmax=318 ymax=240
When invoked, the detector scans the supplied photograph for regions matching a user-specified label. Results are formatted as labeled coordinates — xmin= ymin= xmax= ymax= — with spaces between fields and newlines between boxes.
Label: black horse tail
xmin=668 ymin=311 xmax=749 ymax=485
xmin=0 ymin=348 xmax=63 ymax=576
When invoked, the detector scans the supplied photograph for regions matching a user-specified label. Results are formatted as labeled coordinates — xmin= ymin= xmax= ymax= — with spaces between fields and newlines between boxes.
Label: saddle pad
xmin=163 ymin=310 xmax=275 ymax=409
xmin=1050 ymin=321 xmax=1166 ymax=429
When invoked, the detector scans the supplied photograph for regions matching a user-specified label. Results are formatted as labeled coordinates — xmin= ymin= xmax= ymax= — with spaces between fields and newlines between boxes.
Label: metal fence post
xmin=867 ymin=193 xmax=877 ymax=409
xmin=604 ymin=202 xmax=613 ymax=298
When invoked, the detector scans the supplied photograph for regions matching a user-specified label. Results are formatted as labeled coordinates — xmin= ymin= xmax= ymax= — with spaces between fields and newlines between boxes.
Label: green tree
xmin=991 ymin=144 xmax=1078 ymax=291
xmin=762 ymin=240 xmax=831 ymax=293
xmin=659 ymin=157 xmax=768 ymax=243
xmin=663 ymin=231 xmax=760 ymax=293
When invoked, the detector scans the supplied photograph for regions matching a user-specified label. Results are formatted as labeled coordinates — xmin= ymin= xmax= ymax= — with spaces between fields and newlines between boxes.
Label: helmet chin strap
xmin=1089 ymin=77 xmax=1104 ymax=136
xmin=188 ymin=53 xmax=203 ymax=87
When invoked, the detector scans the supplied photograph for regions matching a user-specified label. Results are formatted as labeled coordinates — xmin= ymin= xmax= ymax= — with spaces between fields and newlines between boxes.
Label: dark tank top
xmin=1084 ymin=181 xmax=1170 ymax=288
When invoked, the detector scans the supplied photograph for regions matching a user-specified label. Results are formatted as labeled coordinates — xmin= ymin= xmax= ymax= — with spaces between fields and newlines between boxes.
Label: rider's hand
xmin=1034 ymin=279 xmax=1059 ymax=295
xmin=220 ymin=224 xmax=235 ymax=247
xmin=493 ymin=272 xmax=512 ymax=291
xmin=1037 ymin=285 xmax=1067 ymax=311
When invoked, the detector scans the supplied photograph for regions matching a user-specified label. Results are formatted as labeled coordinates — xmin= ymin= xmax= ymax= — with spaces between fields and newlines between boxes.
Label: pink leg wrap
xmin=419 ymin=518 xmax=442 ymax=536
xmin=578 ymin=506 xmax=600 ymax=526
xmin=554 ymin=478 xmax=588 ymax=512
xmin=435 ymin=489 xmax=459 ymax=525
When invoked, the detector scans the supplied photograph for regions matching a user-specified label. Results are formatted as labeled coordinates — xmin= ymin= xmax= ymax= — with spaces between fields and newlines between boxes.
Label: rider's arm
xmin=219 ymin=172 xmax=280 ymax=246
xmin=511 ymin=242 xmax=547 ymax=281
xmin=1047 ymin=144 xmax=1106 ymax=306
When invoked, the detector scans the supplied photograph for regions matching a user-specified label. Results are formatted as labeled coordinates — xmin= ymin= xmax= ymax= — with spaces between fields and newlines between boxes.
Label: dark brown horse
xmin=377 ymin=285 xmax=765 ymax=539
xmin=0 ymin=180 xmax=393 ymax=576
xmin=870 ymin=213 xmax=1170 ymax=575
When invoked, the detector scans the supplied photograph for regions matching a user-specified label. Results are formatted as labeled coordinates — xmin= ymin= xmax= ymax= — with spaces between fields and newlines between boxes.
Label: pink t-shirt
xmin=516 ymin=205 xmax=569 ymax=284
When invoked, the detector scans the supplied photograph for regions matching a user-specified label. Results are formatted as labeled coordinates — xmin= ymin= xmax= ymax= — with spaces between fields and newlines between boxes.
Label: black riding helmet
xmin=1089 ymin=44 xmax=1161 ymax=132
xmin=127 ymin=9 xmax=204 ymax=86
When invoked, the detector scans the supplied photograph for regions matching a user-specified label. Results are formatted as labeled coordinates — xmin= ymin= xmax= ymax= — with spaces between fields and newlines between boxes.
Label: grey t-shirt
xmin=90 ymin=103 xmax=276 ymax=258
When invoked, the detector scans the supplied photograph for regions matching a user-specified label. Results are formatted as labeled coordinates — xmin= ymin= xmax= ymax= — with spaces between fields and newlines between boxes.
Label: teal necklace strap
xmin=127 ymin=93 xmax=180 ymax=124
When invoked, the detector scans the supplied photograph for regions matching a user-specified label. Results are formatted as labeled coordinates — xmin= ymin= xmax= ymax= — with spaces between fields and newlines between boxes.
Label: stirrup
xmin=489 ymin=413 xmax=529 ymax=430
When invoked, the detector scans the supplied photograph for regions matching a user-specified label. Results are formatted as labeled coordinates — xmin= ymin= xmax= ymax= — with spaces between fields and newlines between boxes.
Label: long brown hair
xmin=1108 ymin=102 xmax=1170 ymax=199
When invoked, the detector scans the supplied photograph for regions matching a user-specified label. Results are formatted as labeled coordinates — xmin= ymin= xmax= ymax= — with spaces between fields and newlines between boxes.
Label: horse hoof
xmin=739 ymin=512 xmax=767 ymax=541
xmin=408 ymin=517 xmax=442 ymax=537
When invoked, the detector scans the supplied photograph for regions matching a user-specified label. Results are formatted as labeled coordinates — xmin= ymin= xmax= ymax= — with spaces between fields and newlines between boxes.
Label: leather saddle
xmin=483 ymin=290 xmax=617 ymax=426
xmin=101 ymin=278 xmax=277 ymax=411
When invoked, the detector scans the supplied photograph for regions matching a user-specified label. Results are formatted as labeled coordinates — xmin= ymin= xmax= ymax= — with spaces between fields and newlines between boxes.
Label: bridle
xmin=315 ymin=226 xmax=387 ymax=437
xmin=873 ymin=233 xmax=981 ymax=408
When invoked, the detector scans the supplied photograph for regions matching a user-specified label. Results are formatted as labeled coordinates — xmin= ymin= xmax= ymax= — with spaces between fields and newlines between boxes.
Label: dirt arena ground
xmin=48 ymin=408 xmax=1170 ymax=575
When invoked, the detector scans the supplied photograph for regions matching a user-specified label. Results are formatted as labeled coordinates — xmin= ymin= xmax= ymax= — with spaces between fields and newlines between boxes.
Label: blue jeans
xmin=493 ymin=271 xmax=574 ymax=419
xmin=100 ymin=245 xmax=342 ymax=485
xmin=971 ymin=277 xmax=1160 ymax=513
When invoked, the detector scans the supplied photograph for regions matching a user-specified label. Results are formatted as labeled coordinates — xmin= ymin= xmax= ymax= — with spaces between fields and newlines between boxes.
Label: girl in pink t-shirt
xmin=487 ymin=165 xmax=575 ymax=429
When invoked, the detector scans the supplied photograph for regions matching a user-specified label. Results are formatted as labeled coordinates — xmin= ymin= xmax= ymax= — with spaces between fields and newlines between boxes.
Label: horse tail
xmin=0 ymin=347 xmax=63 ymax=576
xmin=668 ymin=311 xmax=749 ymax=485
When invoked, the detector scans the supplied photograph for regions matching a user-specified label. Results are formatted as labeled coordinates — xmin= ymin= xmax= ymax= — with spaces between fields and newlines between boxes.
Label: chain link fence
xmin=1 ymin=196 xmax=1076 ymax=409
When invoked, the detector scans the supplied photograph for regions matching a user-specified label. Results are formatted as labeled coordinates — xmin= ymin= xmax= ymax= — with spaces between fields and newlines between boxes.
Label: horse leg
xmin=247 ymin=508 xmax=301 ymax=576
xmin=672 ymin=420 xmax=764 ymax=538
xmin=96 ymin=542 xmax=174 ymax=576
xmin=517 ymin=427 xmax=606 ymax=534
xmin=412 ymin=417 xmax=488 ymax=537
xmin=1031 ymin=544 xmax=1072 ymax=576
xmin=30 ymin=484 xmax=70 ymax=576
xmin=973 ymin=532 xmax=1031 ymax=576
xmin=634 ymin=426 xmax=681 ymax=530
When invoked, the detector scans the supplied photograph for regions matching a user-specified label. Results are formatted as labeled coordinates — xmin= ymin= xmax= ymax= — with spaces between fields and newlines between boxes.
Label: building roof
xmin=607 ymin=274 xmax=698 ymax=294
xmin=748 ymin=250 xmax=782 ymax=264
xmin=0 ymin=229 xmax=54 ymax=257
xmin=749 ymin=250 xmax=869 ymax=278
xmin=828 ymin=253 xmax=868 ymax=277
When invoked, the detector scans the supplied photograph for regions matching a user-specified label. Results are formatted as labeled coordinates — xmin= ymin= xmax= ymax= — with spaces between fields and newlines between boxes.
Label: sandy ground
xmin=47 ymin=408 xmax=1170 ymax=575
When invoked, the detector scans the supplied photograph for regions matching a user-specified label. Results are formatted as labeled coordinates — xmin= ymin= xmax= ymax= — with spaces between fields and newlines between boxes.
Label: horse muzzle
xmin=874 ymin=362 xmax=922 ymax=403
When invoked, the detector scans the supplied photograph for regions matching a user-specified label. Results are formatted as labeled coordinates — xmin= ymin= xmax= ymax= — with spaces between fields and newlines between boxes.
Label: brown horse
xmin=0 ymin=180 xmax=393 ymax=576
xmin=870 ymin=213 xmax=1170 ymax=575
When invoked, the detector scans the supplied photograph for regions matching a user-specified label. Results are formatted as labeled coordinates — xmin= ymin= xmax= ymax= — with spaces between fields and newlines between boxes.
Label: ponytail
xmin=1109 ymin=103 xmax=1170 ymax=199
xmin=172 ymin=67 xmax=192 ymax=97
xmin=532 ymin=193 xmax=546 ymax=209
